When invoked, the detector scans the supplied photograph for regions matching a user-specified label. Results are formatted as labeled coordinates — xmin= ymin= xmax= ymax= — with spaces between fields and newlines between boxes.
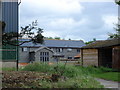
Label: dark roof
xmin=20 ymin=39 xmax=86 ymax=48
xmin=32 ymin=47 xmax=54 ymax=53
xmin=81 ymin=39 xmax=120 ymax=49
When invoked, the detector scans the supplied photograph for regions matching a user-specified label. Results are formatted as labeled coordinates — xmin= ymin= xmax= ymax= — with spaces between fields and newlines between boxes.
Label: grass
xmin=2 ymin=62 xmax=104 ymax=88
xmin=20 ymin=62 xmax=84 ymax=77
xmin=1 ymin=67 xmax=16 ymax=71
xmin=37 ymin=76 xmax=103 ymax=88
xmin=75 ymin=66 xmax=120 ymax=82
xmin=3 ymin=62 xmax=119 ymax=88
xmin=94 ymin=72 xmax=120 ymax=82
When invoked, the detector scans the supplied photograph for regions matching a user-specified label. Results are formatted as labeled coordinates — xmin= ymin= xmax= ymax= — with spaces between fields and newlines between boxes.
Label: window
xmin=60 ymin=48 xmax=63 ymax=52
xmin=22 ymin=47 xmax=28 ymax=52
xmin=67 ymin=48 xmax=72 ymax=52
xmin=40 ymin=52 xmax=49 ymax=62
xmin=77 ymin=49 xmax=80 ymax=52
xmin=68 ymin=56 xmax=72 ymax=59
xmin=56 ymin=48 xmax=63 ymax=52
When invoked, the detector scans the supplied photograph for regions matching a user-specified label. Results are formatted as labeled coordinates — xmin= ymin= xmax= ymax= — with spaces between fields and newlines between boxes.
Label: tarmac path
xmin=96 ymin=78 xmax=120 ymax=89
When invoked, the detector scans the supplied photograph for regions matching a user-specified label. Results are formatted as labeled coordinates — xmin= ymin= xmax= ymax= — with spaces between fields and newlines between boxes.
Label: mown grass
xmin=1 ymin=67 xmax=16 ymax=71
xmin=76 ymin=66 xmax=120 ymax=82
xmin=94 ymin=72 xmax=120 ymax=82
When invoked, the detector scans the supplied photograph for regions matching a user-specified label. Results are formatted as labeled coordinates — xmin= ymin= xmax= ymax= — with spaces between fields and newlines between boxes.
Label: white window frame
xmin=67 ymin=48 xmax=72 ymax=52
xmin=40 ymin=52 xmax=49 ymax=62
xmin=22 ymin=47 xmax=28 ymax=52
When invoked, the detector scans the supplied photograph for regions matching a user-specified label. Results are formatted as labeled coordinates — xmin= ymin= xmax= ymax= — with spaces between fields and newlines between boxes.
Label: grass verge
xmin=94 ymin=72 xmax=120 ymax=82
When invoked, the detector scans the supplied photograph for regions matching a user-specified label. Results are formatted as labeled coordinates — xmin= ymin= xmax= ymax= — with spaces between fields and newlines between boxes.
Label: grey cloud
xmin=20 ymin=1 xmax=118 ymax=41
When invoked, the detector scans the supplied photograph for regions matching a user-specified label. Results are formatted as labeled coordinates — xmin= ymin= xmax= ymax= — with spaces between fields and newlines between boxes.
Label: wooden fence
xmin=60 ymin=59 xmax=82 ymax=65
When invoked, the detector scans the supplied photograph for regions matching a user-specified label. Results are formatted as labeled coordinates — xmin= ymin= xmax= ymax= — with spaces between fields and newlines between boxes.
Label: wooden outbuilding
xmin=81 ymin=39 xmax=120 ymax=69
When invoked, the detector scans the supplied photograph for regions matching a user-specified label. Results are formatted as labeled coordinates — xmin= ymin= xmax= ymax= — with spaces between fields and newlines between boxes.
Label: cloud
xmin=20 ymin=0 xmax=84 ymax=16
xmin=43 ymin=31 xmax=60 ymax=37
xmin=48 ymin=18 xmax=87 ymax=30
xmin=20 ymin=1 xmax=118 ymax=42
xmin=102 ymin=15 xmax=118 ymax=29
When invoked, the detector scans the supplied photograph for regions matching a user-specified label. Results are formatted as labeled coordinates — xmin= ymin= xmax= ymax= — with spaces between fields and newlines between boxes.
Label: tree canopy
xmin=1 ymin=20 xmax=44 ymax=46
xmin=115 ymin=0 xmax=120 ymax=5
xmin=108 ymin=0 xmax=120 ymax=39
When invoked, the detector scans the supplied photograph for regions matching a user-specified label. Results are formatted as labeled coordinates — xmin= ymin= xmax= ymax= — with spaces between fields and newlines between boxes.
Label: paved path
xmin=96 ymin=78 xmax=120 ymax=88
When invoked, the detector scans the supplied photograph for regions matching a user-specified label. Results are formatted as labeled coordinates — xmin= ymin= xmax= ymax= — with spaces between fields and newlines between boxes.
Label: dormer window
xmin=56 ymin=48 xmax=63 ymax=52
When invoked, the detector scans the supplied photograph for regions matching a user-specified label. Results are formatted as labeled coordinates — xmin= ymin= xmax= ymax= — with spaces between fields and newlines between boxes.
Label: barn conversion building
xmin=19 ymin=39 xmax=86 ymax=64
xmin=81 ymin=39 xmax=120 ymax=69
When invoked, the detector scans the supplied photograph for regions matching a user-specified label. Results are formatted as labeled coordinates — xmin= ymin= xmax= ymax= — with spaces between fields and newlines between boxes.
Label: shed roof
xmin=81 ymin=39 xmax=120 ymax=49
xmin=20 ymin=39 xmax=86 ymax=48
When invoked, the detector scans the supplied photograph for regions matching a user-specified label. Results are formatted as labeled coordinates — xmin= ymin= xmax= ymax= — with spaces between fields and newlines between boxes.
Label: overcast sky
xmin=19 ymin=0 xmax=118 ymax=42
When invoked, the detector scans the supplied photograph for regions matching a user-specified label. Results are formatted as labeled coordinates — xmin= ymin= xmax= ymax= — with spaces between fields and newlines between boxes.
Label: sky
xmin=19 ymin=0 xmax=118 ymax=42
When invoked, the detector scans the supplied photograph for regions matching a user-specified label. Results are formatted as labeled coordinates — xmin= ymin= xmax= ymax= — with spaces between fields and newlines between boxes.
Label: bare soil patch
xmin=2 ymin=71 xmax=53 ymax=88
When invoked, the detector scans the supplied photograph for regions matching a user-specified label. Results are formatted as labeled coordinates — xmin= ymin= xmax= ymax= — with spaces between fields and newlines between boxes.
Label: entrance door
xmin=98 ymin=48 xmax=112 ymax=68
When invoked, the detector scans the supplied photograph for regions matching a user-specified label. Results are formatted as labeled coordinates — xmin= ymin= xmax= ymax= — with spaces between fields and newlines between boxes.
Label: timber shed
xmin=81 ymin=39 xmax=120 ymax=69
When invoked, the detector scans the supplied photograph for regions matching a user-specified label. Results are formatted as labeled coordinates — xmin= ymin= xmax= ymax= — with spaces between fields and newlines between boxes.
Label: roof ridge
xmin=19 ymin=38 xmax=83 ymax=42
xmin=44 ymin=39 xmax=83 ymax=41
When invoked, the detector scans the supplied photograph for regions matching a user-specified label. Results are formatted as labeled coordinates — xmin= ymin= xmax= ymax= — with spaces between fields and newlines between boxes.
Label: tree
xmin=44 ymin=36 xmax=61 ymax=40
xmin=108 ymin=19 xmax=120 ymax=39
xmin=44 ymin=37 xmax=53 ymax=39
xmin=1 ymin=20 xmax=44 ymax=71
xmin=54 ymin=37 xmax=60 ymax=40
xmin=85 ymin=38 xmax=96 ymax=45
xmin=107 ymin=1 xmax=120 ymax=39
xmin=109 ymin=0 xmax=120 ymax=39
xmin=1 ymin=20 xmax=44 ymax=46
xmin=115 ymin=0 xmax=120 ymax=5
xmin=0 ymin=21 xmax=6 ymax=31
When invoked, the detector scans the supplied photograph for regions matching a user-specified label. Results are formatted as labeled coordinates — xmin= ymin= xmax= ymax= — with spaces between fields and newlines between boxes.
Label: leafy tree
xmin=115 ymin=0 xmax=120 ymax=5
xmin=108 ymin=20 xmax=120 ymax=39
xmin=44 ymin=36 xmax=61 ymax=40
xmin=85 ymin=38 xmax=96 ymax=45
xmin=54 ymin=37 xmax=60 ymax=40
xmin=108 ymin=0 xmax=120 ymax=39
xmin=1 ymin=20 xmax=44 ymax=46
xmin=44 ymin=37 xmax=53 ymax=39
xmin=0 ymin=21 xmax=6 ymax=31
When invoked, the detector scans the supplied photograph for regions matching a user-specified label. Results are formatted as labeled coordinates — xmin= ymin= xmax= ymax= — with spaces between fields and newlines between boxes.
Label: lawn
xmin=76 ymin=66 xmax=120 ymax=82
xmin=94 ymin=72 xmax=120 ymax=82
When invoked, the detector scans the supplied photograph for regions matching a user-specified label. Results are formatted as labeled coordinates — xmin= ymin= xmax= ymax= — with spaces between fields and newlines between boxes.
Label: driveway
xmin=96 ymin=78 xmax=120 ymax=88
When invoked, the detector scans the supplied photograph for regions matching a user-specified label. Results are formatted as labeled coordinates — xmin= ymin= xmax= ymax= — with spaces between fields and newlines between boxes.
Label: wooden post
xmin=81 ymin=49 xmax=83 ymax=66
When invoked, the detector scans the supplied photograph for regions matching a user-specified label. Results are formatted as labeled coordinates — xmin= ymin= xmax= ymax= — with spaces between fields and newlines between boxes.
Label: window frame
xmin=40 ymin=52 xmax=49 ymax=62
xmin=22 ymin=47 xmax=28 ymax=52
